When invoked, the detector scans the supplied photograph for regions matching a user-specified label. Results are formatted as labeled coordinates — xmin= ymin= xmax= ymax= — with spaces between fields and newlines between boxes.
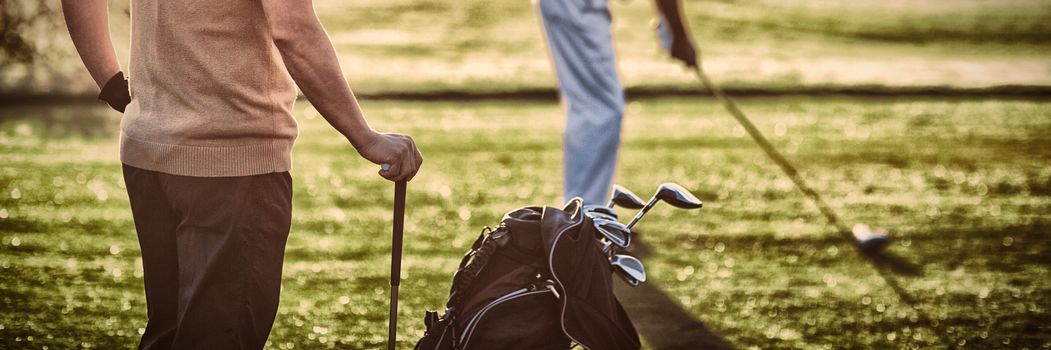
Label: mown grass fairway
xmin=1 ymin=97 xmax=1049 ymax=349
xmin=4 ymin=0 xmax=1050 ymax=95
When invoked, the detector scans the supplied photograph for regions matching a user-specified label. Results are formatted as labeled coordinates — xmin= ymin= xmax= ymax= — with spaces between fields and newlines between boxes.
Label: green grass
xmin=4 ymin=0 xmax=1050 ymax=95
xmin=1 ymin=96 xmax=1049 ymax=349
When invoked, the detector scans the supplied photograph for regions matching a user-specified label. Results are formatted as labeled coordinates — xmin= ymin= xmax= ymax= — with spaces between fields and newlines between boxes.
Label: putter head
xmin=853 ymin=223 xmax=890 ymax=254
xmin=609 ymin=185 xmax=646 ymax=209
xmin=593 ymin=218 xmax=631 ymax=248
xmin=655 ymin=183 xmax=703 ymax=209
xmin=610 ymin=253 xmax=646 ymax=285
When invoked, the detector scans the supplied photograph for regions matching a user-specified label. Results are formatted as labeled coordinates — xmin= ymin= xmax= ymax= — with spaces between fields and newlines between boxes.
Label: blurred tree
xmin=0 ymin=0 xmax=61 ymax=68
xmin=0 ymin=0 xmax=116 ymax=94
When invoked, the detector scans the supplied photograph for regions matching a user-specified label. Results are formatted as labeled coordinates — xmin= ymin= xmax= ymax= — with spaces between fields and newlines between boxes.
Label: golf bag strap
xmin=457 ymin=228 xmax=491 ymax=270
xmin=446 ymin=229 xmax=501 ymax=314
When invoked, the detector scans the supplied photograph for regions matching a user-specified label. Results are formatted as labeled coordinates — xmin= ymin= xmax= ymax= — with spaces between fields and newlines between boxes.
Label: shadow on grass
xmin=615 ymin=240 xmax=736 ymax=350
xmin=625 ymin=222 xmax=979 ymax=349
xmin=864 ymin=250 xmax=923 ymax=276
xmin=861 ymin=250 xmax=961 ymax=348
xmin=848 ymin=222 xmax=1051 ymax=347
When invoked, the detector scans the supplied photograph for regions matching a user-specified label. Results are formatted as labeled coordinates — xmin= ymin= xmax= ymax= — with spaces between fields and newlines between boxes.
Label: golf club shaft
xmin=388 ymin=180 xmax=406 ymax=350
xmin=692 ymin=66 xmax=854 ymax=241
xmin=387 ymin=289 xmax=399 ymax=350
xmin=625 ymin=198 xmax=657 ymax=229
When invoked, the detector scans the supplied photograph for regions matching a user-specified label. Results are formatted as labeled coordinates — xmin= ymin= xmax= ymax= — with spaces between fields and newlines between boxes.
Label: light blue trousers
xmin=538 ymin=0 xmax=625 ymax=205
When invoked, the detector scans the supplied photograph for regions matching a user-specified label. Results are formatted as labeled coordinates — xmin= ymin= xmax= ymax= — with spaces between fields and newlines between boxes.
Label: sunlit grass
xmin=1 ymin=97 xmax=1049 ymax=348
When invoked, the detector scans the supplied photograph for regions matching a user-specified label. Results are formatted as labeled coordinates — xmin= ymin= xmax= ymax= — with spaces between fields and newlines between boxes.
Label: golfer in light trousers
xmin=536 ymin=0 xmax=698 ymax=205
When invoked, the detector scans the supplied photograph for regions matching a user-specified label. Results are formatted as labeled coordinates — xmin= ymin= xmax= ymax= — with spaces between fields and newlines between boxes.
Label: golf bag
xmin=414 ymin=199 xmax=640 ymax=350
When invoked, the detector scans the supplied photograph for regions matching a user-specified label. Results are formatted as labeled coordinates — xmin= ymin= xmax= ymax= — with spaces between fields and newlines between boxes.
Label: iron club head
xmin=607 ymin=185 xmax=646 ymax=209
xmin=586 ymin=211 xmax=618 ymax=222
xmin=610 ymin=253 xmax=646 ymax=286
xmin=593 ymin=217 xmax=631 ymax=248
xmin=584 ymin=205 xmax=619 ymax=220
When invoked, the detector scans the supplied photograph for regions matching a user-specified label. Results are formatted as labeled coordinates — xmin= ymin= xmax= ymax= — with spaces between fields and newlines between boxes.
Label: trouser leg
xmin=538 ymin=0 xmax=625 ymax=205
xmin=162 ymin=171 xmax=293 ymax=350
xmin=124 ymin=165 xmax=181 ymax=350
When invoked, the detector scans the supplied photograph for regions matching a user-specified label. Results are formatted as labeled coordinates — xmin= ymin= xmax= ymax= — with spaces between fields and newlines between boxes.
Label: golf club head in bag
xmin=587 ymin=211 xmax=619 ymax=223
xmin=627 ymin=183 xmax=704 ymax=229
xmin=653 ymin=183 xmax=703 ymax=209
xmin=584 ymin=205 xmax=619 ymax=221
xmin=610 ymin=253 xmax=646 ymax=286
xmin=607 ymin=184 xmax=646 ymax=209
xmin=593 ymin=217 xmax=631 ymax=249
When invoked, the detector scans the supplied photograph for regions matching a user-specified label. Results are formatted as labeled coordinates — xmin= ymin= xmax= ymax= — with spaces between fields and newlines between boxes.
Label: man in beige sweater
xmin=62 ymin=0 xmax=422 ymax=348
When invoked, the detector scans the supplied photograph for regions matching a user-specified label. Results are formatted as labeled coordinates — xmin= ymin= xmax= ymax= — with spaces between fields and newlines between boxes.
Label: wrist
xmin=350 ymin=129 xmax=380 ymax=152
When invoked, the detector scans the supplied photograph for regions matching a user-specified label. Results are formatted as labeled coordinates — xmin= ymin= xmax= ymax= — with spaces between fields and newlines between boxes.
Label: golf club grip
xmin=692 ymin=67 xmax=852 ymax=237
xmin=391 ymin=180 xmax=406 ymax=285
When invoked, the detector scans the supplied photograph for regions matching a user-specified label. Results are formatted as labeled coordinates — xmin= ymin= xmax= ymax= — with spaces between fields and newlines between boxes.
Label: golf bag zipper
xmin=546 ymin=211 xmax=588 ymax=349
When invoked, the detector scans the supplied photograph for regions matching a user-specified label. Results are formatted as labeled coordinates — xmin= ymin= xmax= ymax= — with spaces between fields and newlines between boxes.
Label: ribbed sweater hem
xmin=120 ymin=133 xmax=293 ymax=177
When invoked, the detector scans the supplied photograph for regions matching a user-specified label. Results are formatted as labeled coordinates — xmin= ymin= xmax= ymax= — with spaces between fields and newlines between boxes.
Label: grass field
xmin=4 ymin=0 xmax=1050 ymax=95
xmin=1 ymin=96 xmax=1049 ymax=349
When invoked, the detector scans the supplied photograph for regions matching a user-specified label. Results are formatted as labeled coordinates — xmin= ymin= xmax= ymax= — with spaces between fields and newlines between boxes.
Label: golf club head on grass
xmin=852 ymin=223 xmax=890 ymax=254
xmin=593 ymin=217 xmax=631 ymax=248
xmin=607 ymin=184 xmax=646 ymax=209
xmin=626 ymin=182 xmax=704 ymax=229
xmin=610 ymin=253 xmax=646 ymax=286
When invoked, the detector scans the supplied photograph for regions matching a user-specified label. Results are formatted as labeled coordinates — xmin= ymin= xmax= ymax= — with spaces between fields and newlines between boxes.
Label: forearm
xmin=654 ymin=0 xmax=690 ymax=37
xmin=272 ymin=23 xmax=375 ymax=150
xmin=62 ymin=0 xmax=120 ymax=89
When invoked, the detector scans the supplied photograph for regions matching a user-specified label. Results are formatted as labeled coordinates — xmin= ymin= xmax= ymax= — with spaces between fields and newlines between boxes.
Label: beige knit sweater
xmin=121 ymin=0 xmax=298 ymax=177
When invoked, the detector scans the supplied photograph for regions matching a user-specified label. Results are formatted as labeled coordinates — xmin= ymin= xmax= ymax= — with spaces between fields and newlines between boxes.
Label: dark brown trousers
xmin=123 ymin=164 xmax=292 ymax=350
